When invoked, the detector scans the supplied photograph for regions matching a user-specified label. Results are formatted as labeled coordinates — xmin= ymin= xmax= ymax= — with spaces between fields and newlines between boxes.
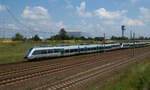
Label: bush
xmin=31 ymin=35 xmax=41 ymax=41
xmin=12 ymin=33 xmax=25 ymax=41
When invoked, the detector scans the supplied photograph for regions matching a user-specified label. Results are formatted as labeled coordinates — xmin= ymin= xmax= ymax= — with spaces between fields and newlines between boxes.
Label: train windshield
xmin=24 ymin=48 xmax=33 ymax=58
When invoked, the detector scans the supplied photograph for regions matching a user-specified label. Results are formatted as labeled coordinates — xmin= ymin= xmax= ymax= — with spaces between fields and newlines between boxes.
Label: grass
xmin=89 ymin=57 xmax=150 ymax=90
xmin=0 ymin=40 xmax=104 ymax=64
xmin=0 ymin=39 xmax=149 ymax=64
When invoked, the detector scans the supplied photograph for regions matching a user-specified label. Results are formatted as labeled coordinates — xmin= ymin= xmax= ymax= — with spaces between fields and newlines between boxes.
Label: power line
xmin=1 ymin=0 xmax=57 ymax=38
xmin=2 ymin=0 xmax=33 ymax=31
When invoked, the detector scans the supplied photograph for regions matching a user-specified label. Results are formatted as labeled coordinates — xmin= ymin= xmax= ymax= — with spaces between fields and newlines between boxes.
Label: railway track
xmin=0 ymin=50 xmax=118 ymax=73
xmin=0 ymin=46 xmax=148 ymax=73
xmin=0 ymin=46 xmax=149 ymax=90
xmin=0 ymin=50 xmax=120 ymax=77
xmin=0 ymin=51 xmax=102 ymax=71
xmin=0 ymin=51 xmax=129 ymax=87
xmin=35 ymin=51 xmax=150 ymax=90
xmin=0 ymin=46 xmax=147 ymax=72
xmin=0 ymin=49 xmax=128 ymax=80
xmin=0 ymin=46 xmax=146 ymax=77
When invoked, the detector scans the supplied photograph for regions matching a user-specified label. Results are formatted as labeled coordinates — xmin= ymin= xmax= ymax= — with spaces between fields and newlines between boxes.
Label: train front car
xmin=24 ymin=47 xmax=34 ymax=59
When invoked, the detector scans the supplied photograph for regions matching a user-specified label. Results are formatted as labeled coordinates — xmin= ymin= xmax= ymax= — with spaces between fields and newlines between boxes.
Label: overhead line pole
xmin=130 ymin=27 xmax=133 ymax=57
xmin=104 ymin=33 xmax=106 ymax=54
xmin=130 ymin=30 xmax=132 ymax=41
xmin=133 ymin=32 xmax=135 ymax=57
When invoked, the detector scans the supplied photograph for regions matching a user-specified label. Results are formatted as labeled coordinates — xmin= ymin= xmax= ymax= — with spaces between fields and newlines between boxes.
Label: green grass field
xmin=0 ymin=40 xmax=104 ymax=64
xmin=89 ymin=57 xmax=150 ymax=90
xmin=0 ymin=39 xmax=149 ymax=64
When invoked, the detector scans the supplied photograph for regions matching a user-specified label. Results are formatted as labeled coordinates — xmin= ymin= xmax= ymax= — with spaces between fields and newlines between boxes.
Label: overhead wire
xmin=1 ymin=0 xmax=56 ymax=38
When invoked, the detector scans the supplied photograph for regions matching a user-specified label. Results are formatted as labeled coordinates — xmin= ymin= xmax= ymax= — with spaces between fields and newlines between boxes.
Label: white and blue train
xmin=24 ymin=42 xmax=149 ymax=60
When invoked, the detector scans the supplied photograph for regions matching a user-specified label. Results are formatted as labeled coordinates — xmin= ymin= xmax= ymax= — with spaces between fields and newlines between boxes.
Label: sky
xmin=0 ymin=0 xmax=150 ymax=38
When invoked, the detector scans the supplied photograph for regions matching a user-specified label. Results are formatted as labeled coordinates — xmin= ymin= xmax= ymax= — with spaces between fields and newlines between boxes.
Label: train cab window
xmin=25 ymin=48 xmax=33 ymax=56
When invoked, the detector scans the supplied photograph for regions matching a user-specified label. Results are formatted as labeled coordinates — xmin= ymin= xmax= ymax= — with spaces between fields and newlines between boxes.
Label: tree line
xmin=111 ymin=36 xmax=150 ymax=40
xmin=12 ymin=28 xmax=150 ymax=41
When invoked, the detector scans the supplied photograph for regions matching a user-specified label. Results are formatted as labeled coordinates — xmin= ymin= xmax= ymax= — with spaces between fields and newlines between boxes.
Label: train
xmin=24 ymin=42 xmax=149 ymax=60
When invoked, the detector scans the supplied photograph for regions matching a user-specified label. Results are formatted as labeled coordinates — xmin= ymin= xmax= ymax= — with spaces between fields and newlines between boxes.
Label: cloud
xmin=21 ymin=6 xmax=50 ymax=20
xmin=66 ymin=20 xmax=105 ymax=37
xmin=65 ymin=0 xmax=73 ymax=9
xmin=131 ymin=0 xmax=141 ymax=3
xmin=19 ymin=6 xmax=66 ymax=37
xmin=122 ymin=17 xmax=144 ymax=26
xmin=103 ymin=20 xmax=115 ymax=25
xmin=139 ymin=7 xmax=150 ymax=23
xmin=7 ymin=24 xmax=19 ymax=30
xmin=21 ymin=19 xmax=66 ymax=33
xmin=95 ymin=8 xmax=127 ymax=20
xmin=0 ymin=5 xmax=7 ymax=11
xmin=76 ymin=1 xmax=92 ymax=18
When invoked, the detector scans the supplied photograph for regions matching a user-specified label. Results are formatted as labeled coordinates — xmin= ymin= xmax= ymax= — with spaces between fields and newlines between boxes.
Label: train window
xmin=48 ymin=49 xmax=53 ymax=53
xmin=105 ymin=46 xmax=109 ymax=49
xmin=54 ymin=49 xmax=61 ymax=53
xmin=90 ymin=48 xmax=95 ymax=50
xmin=93 ymin=48 xmax=97 ymax=50
xmin=70 ymin=49 xmax=74 ymax=53
xmin=99 ymin=47 xmax=103 ymax=49
xmin=69 ymin=49 xmax=78 ymax=53
xmin=65 ymin=49 xmax=69 ymax=53
xmin=32 ymin=50 xmax=41 ymax=55
xmin=82 ymin=48 xmax=85 ymax=51
xmin=41 ymin=50 xmax=47 ymax=54
xmin=88 ymin=48 xmax=91 ymax=50
xmin=108 ymin=46 xmax=112 ymax=48
xmin=97 ymin=47 xmax=100 ymax=49
xmin=74 ymin=49 xmax=78 ymax=52
xmin=87 ymin=48 xmax=90 ymax=50
xmin=80 ymin=48 xmax=85 ymax=51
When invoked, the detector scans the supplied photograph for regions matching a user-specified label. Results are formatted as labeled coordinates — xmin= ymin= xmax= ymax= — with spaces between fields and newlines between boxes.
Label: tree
xmin=59 ymin=28 xmax=68 ymax=40
xmin=31 ymin=34 xmax=41 ymax=41
xmin=87 ymin=37 xmax=93 ymax=40
xmin=111 ymin=36 xmax=128 ymax=40
xmin=94 ymin=37 xmax=104 ymax=41
xmin=12 ymin=33 xmax=25 ymax=41
xmin=69 ymin=36 xmax=75 ymax=40
xmin=79 ymin=36 xmax=87 ymax=40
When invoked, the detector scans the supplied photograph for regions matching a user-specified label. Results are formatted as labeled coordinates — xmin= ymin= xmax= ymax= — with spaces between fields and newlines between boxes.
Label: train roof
xmin=30 ymin=42 xmax=148 ymax=50
xmin=106 ymin=43 xmax=120 ymax=45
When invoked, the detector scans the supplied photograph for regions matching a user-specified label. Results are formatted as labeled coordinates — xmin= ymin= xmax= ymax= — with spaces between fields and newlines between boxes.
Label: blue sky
xmin=0 ymin=0 xmax=150 ymax=38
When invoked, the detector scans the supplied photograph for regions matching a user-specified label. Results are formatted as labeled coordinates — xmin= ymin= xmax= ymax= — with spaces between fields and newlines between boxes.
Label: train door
xmin=96 ymin=46 xmax=99 ymax=52
xmin=85 ymin=47 xmax=88 ymax=53
xmin=61 ymin=49 xmax=65 ymax=57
